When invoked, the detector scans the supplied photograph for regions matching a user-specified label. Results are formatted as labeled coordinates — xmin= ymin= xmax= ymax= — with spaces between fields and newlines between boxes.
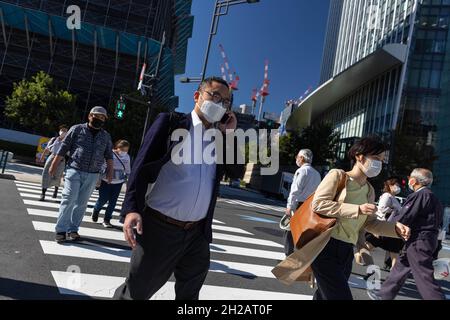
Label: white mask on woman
xmin=391 ymin=185 xmax=401 ymax=196
xmin=200 ymin=100 xmax=226 ymax=124
xmin=359 ymin=157 xmax=383 ymax=178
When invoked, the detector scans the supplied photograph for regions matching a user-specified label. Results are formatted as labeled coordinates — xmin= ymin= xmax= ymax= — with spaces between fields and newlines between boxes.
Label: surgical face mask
xmin=90 ymin=118 xmax=105 ymax=129
xmin=200 ymin=100 xmax=226 ymax=124
xmin=59 ymin=130 xmax=67 ymax=137
xmin=119 ymin=150 xmax=128 ymax=156
xmin=408 ymin=179 xmax=416 ymax=192
xmin=296 ymin=158 xmax=303 ymax=167
xmin=359 ymin=157 xmax=383 ymax=178
xmin=391 ymin=185 xmax=401 ymax=196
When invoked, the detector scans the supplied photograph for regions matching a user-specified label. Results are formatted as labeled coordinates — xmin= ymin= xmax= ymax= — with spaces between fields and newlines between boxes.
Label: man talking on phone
xmin=114 ymin=77 xmax=244 ymax=300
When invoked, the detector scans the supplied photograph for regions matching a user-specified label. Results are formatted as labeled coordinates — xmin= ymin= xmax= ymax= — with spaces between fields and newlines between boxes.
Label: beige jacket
xmin=272 ymin=169 xmax=400 ymax=285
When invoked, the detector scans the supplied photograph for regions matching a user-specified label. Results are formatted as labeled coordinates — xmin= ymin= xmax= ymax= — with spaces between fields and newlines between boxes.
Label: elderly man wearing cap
xmin=49 ymin=106 xmax=114 ymax=243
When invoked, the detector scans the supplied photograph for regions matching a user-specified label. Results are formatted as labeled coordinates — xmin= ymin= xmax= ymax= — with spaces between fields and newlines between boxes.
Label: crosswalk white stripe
xmin=25 ymin=204 xmax=226 ymax=226
xmin=14 ymin=180 xmax=43 ymax=187
xmin=28 ymin=209 xmax=122 ymax=225
xmin=26 ymin=209 xmax=242 ymax=234
xmin=22 ymin=199 xmax=121 ymax=212
xmin=40 ymin=241 xmax=278 ymax=278
xmin=213 ymin=233 xmax=282 ymax=248
xmin=19 ymin=192 xmax=124 ymax=206
xmin=17 ymin=188 xmax=125 ymax=202
xmin=211 ymin=244 xmax=284 ymax=260
xmin=211 ymin=225 xmax=253 ymax=235
xmin=33 ymin=221 xmax=125 ymax=241
xmin=32 ymin=221 xmax=279 ymax=251
xmin=15 ymin=184 xmax=125 ymax=200
xmin=221 ymin=199 xmax=285 ymax=212
xmin=50 ymin=271 xmax=312 ymax=300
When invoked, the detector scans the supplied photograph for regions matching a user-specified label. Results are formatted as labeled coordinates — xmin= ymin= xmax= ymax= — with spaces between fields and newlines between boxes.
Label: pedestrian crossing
xmin=218 ymin=198 xmax=285 ymax=213
xmin=14 ymin=180 xmax=313 ymax=300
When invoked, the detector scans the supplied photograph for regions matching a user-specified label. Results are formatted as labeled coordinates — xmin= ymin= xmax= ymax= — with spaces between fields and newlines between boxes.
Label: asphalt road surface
xmin=0 ymin=178 xmax=449 ymax=300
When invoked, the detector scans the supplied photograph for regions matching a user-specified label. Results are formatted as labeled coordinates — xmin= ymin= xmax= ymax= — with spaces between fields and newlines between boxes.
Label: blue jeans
xmin=94 ymin=180 xmax=123 ymax=222
xmin=55 ymin=168 xmax=99 ymax=233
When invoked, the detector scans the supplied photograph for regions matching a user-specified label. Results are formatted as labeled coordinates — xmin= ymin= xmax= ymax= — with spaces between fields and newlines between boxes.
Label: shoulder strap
xmin=113 ymin=152 xmax=127 ymax=171
xmin=335 ymin=169 xmax=348 ymax=200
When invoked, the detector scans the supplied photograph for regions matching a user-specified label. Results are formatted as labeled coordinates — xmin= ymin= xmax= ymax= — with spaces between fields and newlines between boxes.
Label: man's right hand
xmin=123 ymin=212 xmax=143 ymax=249
xmin=359 ymin=203 xmax=378 ymax=216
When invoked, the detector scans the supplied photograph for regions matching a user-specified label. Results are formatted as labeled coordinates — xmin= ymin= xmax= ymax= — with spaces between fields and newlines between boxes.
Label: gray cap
xmin=90 ymin=106 xmax=108 ymax=119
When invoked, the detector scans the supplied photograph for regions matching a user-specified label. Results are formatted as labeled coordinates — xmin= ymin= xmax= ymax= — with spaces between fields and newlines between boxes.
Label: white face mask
xmin=391 ymin=185 xmax=401 ymax=196
xmin=118 ymin=151 xmax=127 ymax=156
xmin=200 ymin=100 xmax=226 ymax=124
xmin=359 ymin=157 xmax=383 ymax=178
xmin=59 ymin=131 xmax=66 ymax=137
xmin=408 ymin=179 xmax=416 ymax=192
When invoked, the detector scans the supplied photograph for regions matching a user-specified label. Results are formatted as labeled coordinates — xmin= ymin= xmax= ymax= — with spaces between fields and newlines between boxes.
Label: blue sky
xmin=175 ymin=0 xmax=331 ymax=116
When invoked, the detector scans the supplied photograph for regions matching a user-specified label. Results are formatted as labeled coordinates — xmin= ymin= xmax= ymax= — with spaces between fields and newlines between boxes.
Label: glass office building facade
xmin=288 ymin=0 xmax=450 ymax=204
xmin=0 ymin=0 xmax=193 ymax=123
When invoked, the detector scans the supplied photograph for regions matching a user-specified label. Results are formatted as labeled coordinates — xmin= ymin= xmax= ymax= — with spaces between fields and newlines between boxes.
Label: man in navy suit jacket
xmin=114 ymin=77 xmax=244 ymax=300
xmin=370 ymin=168 xmax=445 ymax=300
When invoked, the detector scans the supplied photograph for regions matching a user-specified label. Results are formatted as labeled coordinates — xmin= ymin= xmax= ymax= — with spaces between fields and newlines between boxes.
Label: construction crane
xmin=251 ymin=88 xmax=259 ymax=116
xmin=218 ymin=44 xmax=240 ymax=91
xmin=257 ymin=60 xmax=270 ymax=122
xmin=286 ymin=86 xmax=313 ymax=106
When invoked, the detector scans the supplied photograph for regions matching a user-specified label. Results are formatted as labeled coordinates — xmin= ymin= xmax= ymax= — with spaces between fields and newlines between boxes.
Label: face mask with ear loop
xmin=199 ymin=100 xmax=227 ymax=124
xmin=359 ymin=157 xmax=383 ymax=178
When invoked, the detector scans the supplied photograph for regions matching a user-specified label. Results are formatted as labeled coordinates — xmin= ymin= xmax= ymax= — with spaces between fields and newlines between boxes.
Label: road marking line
xmin=211 ymin=244 xmax=284 ymax=260
xmin=17 ymin=188 xmax=125 ymax=202
xmin=33 ymin=221 xmax=275 ymax=251
xmin=33 ymin=221 xmax=124 ymax=241
xmin=213 ymin=233 xmax=282 ymax=248
xmin=50 ymin=271 xmax=312 ymax=300
xmin=40 ymin=241 xmax=280 ymax=278
xmin=221 ymin=199 xmax=285 ymax=212
xmin=15 ymin=184 xmax=124 ymax=200
xmin=28 ymin=209 xmax=123 ymax=226
xmin=23 ymin=199 xmax=120 ymax=212
xmin=19 ymin=192 xmax=124 ymax=205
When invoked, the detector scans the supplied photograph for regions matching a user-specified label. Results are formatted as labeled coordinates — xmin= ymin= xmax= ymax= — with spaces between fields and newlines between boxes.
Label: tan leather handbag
xmin=290 ymin=172 xmax=347 ymax=250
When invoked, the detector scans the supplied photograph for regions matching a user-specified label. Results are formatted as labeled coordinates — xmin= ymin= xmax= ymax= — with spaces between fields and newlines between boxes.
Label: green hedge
xmin=0 ymin=139 xmax=37 ymax=158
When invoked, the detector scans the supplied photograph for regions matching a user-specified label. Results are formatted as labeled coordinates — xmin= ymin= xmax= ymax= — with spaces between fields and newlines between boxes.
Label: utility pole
xmin=138 ymin=31 xmax=166 ymax=146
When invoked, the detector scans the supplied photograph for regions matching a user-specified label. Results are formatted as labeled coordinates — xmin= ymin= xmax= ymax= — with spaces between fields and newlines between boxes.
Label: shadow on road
xmin=0 ymin=277 xmax=91 ymax=300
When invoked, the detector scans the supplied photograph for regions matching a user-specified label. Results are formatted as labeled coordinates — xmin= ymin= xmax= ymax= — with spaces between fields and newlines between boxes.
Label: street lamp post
xmin=181 ymin=0 xmax=260 ymax=84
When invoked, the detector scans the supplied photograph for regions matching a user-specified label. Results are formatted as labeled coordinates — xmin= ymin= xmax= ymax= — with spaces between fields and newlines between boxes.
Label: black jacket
xmin=393 ymin=187 xmax=444 ymax=240
xmin=121 ymin=112 xmax=244 ymax=243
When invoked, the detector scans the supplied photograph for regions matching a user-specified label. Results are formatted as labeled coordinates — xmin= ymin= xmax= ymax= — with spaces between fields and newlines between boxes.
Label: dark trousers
xmin=113 ymin=208 xmax=210 ymax=300
xmin=284 ymin=202 xmax=303 ymax=257
xmin=379 ymin=236 xmax=445 ymax=300
xmin=284 ymin=231 xmax=295 ymax=256
xmin=311 ymin=238 xmax=354 ymax=300
xmin=93 ymin=181 xmax=123 ymax=222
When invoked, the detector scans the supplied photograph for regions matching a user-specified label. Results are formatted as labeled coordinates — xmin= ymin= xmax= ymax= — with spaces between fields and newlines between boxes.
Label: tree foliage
xmin=4 ymin=71 xmax=77 ymax=136
xmin=279 ymin=122 xmax=340 ymax=167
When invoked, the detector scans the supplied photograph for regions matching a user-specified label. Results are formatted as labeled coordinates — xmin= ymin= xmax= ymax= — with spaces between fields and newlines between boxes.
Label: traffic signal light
xmin=115 ymin=97 xmax=126 ymax=120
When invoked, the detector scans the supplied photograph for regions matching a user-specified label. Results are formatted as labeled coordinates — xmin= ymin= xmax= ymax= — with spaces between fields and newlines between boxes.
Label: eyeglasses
xmin=202 ymin=90 xmax=232 ymax=108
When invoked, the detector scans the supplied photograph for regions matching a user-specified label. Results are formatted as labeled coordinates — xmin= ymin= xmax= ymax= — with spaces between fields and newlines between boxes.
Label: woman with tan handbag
xmin=308 ymin=136 xmax=410 ymax=300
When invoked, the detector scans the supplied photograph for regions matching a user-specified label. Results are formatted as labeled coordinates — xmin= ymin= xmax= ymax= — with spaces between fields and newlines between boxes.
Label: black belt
xmin=146 ymin=207 xmax=205 ymax=231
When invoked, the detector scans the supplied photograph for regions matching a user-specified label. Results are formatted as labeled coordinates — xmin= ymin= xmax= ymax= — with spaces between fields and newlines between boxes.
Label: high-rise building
xmin=0 ymin=0 xmax=193 ymax=123
xmin=320 ymin=0 xmax=344 ymax=84
xmin=288 ymin=0 xmax=450 ymax=204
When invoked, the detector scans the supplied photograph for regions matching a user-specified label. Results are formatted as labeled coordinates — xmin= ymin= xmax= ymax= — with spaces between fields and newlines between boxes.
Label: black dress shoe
xmin=91 ymin=210 xmax=100 ymax=223
xmin=55 ymin=232 xmax=66 ymax=244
